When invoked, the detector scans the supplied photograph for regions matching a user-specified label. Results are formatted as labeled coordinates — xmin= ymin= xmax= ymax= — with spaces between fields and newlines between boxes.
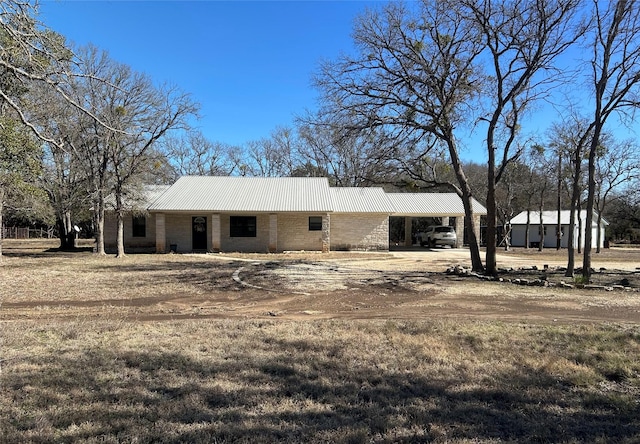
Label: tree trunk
xmin=577 ymin=204 xmax=583 ymax=254
xmin=115 ymin=192 xmax=126 ymax=258
xmin=0 ymin=188 xmax=4 ymax=261
xmin=525 ymin=210 xmax=530 ymax=249
xmin=557 ymin=151 xmax=562 ymax=250
xmin=57 ymin=211 xmax=75 ymax=251
xmin=503 ymin=221 xmax=511 ymax=251
xmin=583 ymin=125 xmax=601 ymax=281
xmin=596 ymin=210 xmax=604 ymax=253
xmin=485 ymin=148 xmax=497 ymax=275
xmin=446 ymin=137 xmax=483 ymax=273
xmin=116 ymin=210 xmax=125 ymax=258
xmin=94 ymin=189 xmax=106 ymax=255
xmin=538 ymin=200 xmax=545 ymax=252
xmin=565 ymin=148 xmax=582 ymax=277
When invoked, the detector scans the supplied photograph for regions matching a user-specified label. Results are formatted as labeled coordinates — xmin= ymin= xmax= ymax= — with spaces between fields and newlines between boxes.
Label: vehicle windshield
xmin=435 ymin=227 xmax=454 ymax=233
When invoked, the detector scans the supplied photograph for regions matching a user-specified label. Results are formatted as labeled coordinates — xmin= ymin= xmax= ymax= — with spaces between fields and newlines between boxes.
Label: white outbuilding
xmin=509 ymin=210 xmax=608 ymax=249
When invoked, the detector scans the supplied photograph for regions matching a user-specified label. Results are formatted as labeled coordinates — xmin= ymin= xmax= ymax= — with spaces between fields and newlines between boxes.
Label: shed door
xmin=192 ymin=216 xmax=207 ymax=251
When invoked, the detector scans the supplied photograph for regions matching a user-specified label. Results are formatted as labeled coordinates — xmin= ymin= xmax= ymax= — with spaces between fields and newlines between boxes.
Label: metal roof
xmin=148 ymin=176 xmax=488 ymax=216
xmin=148 ymin=176 xmax=334 ymax=212
xmin=386 ymin=193 xmax=487 ymax=216
xmin=510 ymin=210 xmax=608 ymax=226
xmin=330 ymin=187 xmax=396 ymax=213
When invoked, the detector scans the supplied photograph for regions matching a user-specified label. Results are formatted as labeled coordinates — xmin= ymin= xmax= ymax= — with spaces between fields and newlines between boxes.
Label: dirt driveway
xmin=1 ymin=244 xmax=640 ymax=324
xmin=220 ymin=247 xmax=640 ymax=324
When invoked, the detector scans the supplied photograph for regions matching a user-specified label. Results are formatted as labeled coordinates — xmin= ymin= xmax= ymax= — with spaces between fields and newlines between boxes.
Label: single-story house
xmin=509 ymin=210 xmax=608 ymax=249
xmin=105 ymin=176 xmax=487 ymax=253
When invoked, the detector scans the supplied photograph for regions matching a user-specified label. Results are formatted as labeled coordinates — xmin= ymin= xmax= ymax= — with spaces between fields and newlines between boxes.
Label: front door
xmin=192 ymin=216 xmax=207 ymax=251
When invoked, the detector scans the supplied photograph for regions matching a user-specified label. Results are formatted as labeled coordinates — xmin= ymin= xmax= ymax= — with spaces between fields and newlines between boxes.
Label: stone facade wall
xmin=330 ymin=213 xmax=390 ymax=251
xmin=144 ymin=213 xmax=389 ymax=253
xmin=276 ymin=214 xmax=324 ymax=252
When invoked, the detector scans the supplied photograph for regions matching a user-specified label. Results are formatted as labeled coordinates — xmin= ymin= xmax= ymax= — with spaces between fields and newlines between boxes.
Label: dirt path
xmin=2 ymin=245 xmax=640 ymax=324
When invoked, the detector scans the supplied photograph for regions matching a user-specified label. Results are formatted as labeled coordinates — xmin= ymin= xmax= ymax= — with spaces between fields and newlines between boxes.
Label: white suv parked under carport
xmin=417 ymin=226 xmax=457 ymax=248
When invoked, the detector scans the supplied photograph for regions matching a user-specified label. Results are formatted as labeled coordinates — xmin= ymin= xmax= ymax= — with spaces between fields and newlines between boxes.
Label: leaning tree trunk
xmin=446 ymin=136 xmax=483 ymax=272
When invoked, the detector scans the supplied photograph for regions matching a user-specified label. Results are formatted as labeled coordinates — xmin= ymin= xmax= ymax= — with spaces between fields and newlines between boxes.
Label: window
xmin=309 ymin=216 xmax=323 ymax=231
xmin=230 ymin=216 xmax=256 ymax=237
xmin=132 ymin=215 xmax=146 ymax=237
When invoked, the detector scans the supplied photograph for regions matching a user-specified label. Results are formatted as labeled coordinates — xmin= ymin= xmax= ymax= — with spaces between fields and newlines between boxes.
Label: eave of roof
xmin=386 ymin=193 xmax=487 ymax=216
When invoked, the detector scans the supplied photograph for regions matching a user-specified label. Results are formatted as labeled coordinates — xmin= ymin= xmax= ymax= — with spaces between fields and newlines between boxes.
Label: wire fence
xmin=2 ymin=226 xmax=56 ymax=239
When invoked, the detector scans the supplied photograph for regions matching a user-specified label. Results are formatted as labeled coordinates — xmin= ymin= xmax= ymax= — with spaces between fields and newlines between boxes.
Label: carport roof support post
xmin=405 ymin=216 xmax=412 ymax=247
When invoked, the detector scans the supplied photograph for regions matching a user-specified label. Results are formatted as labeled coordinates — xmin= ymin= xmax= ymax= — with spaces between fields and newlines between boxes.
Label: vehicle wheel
xmin=430 ymin=239 xmax=436 ymax=248
xmin=420 ymin=241 xmax=426 ymax=247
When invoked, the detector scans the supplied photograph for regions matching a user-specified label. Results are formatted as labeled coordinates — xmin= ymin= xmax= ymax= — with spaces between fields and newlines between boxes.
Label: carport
xmin=386 ymin=193 xmax=487 ymax=248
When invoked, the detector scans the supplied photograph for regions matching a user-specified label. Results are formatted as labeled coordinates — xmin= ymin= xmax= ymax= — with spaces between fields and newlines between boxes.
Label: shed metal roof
xmin=330 ymin=187 xmax=396 ymax=213
xmin=510 ymin=210 xmax=608 ymax=226
xmin=386 ymin=193 xmax=487 ymax=216
xmin=148 ymin=176 xmax=334 ymax=212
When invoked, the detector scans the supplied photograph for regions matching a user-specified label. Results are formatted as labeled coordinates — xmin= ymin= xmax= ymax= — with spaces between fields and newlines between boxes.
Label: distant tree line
xmin=1 ymin=0 xmax=639 ymax=282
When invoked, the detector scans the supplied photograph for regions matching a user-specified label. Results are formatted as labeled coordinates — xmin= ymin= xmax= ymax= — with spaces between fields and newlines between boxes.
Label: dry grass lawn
xmin=1 ymin=240 xmax=640 ymax=442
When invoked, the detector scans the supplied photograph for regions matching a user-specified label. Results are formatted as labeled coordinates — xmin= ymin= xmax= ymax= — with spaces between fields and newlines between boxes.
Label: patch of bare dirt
xmin=2 ymin=241 xmax=640 ymax=324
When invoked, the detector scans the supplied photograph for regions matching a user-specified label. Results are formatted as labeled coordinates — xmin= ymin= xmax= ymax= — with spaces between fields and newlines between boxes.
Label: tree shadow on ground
xmin=2 ymin=328 xmax=639 ymax=443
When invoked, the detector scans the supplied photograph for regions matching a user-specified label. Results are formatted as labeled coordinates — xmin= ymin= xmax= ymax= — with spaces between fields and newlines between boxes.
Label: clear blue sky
xmin=37 ymin=1 xmax=636 ymax=165
xmin=39 ymin=1 xmax=381 ymax=148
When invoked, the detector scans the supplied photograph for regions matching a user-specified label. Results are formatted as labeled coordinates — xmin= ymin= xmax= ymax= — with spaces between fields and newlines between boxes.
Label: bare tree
xmin=547 ymin=116 xmax=591 ymax=276
xmin=594 ymin=135 xmax=640 ymax=252
xmin=162 ymin=130 xmax=236 ymax=178
xmin=242 ymin=127 xmax=302 ymax=178
xmin=495 ymin=159 xmax=531 ymax=251
xmin=109 ymin=77 xmax=198 ymax=257
xmin=314 ymin=0 xmax=486 ymax=270
xmin=464 ymin=0 xmax=584 ymax=274
xmin=298 ymin=119 xmax=397 ymax=187
xmin=582 ymin=0 xmax=640 ymax=280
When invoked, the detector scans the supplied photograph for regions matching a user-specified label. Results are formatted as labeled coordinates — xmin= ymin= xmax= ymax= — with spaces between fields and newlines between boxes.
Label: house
xmin=105 ymin=176 xmax=488 ymax=253
xmin=103 ymin=184 xmax=170 ymax=253
xmin=509 ymin=210 xmax=609 ymax=249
